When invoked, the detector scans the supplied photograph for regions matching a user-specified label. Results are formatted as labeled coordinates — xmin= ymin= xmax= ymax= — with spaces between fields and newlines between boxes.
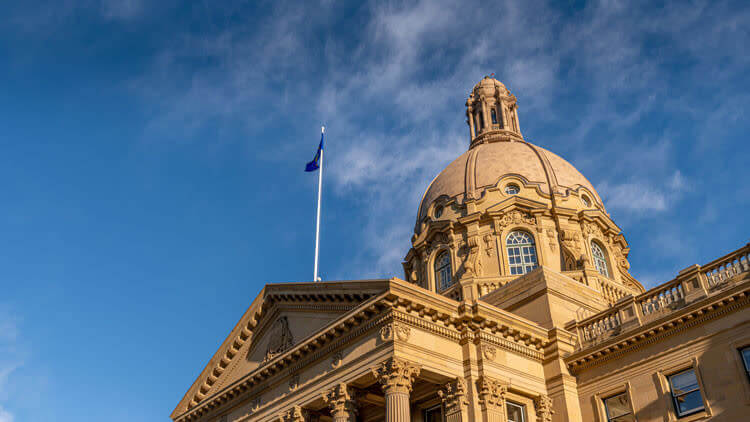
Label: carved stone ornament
xmin=380 ymin=322 xmax=410 ymax=341
xmin=250 ymin=397 xmax=261 ymax=412
xmin=289 ymin=374 xmax=300 ymax=391
xmin=476 ymin=376 xmax=508 ymax=409
xmin=285 ymin=405 xmax=305 ymax=422
xmin=482 ymin=344 xmax=497 ymax=361
xmin=483 ymin=233 xmax=495 ymax=256
xmin=372 ymin=358 xmax=421 ymax=394
xmin=438 ymin=378 xmax=469 ymax=413
xmin=264 ymin=316 xmax=294 ymax=362
xmin=463 ymin=235 xmax=483 ymax=277
xmin=546 ymin=228 xmax=557 ymax=252
xmin=496 ymin=210 xmax=536 ymax=229
xmin=322 ymin=383 xmax=357 ymax=417
xmin=535 ymin=394 xmax=554 ymax=422
xmin=559 ymin=229 xmax=584 ymax=269
xmin=331 ymin=351 xmax=343 ymax=369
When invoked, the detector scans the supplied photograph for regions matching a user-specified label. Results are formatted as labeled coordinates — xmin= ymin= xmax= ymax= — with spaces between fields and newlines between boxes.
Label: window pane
xmin=669 ymin=370 xmax=699 ymax=394
xmin=506 ymin=402 xmax=525 ymax=422
xmin=604 ymin=393 xmax=631 ymax=419
xmin=741 ymin=347 xmax=750 ymax=372
xmin=674 ymin=390 xmax=704 ymax=415
xmin=425 ymin=407 xmax=442 ymax=422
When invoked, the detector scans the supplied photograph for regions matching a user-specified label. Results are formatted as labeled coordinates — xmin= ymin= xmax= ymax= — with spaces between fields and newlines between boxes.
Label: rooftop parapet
xmin=566 ymin=243 xmax=750 ymax=351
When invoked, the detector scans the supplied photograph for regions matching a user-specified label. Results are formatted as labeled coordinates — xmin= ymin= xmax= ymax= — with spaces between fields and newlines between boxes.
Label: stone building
xmin=171 ymin=77 xmax=750 ymax=422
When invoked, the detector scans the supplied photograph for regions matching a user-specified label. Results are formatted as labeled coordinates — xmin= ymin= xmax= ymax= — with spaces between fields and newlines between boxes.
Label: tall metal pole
xmin=313 ymin=126 xmax=324 ymax=282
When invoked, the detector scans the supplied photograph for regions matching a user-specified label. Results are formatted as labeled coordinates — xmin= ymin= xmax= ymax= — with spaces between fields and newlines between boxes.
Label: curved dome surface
xmin=418 ymin=140 xmax=603 ymax=220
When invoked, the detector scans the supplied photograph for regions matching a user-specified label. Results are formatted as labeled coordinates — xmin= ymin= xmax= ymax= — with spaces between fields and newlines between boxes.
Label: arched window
xmin=491 ymin=108 xmax=498 ymax=124
xmin=506 ymin=231 xmax=538 ymax=275
xmin=591 ymin=241 xmax=610 ymax=277
xmin=497 ymin=106 xmax=504 ymax=129
xmin=434 ymin=251 xmax=453 ymax=291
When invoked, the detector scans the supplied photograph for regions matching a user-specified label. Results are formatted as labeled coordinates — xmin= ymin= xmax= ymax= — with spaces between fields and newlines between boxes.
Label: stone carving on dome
xmin=462 ymin=235 xmax=483 ymax=278
xmin=560 ymin=229 xmax=585 ymax=270
xmin=264 ymin=316 xmax=294 ymax=362
xmin=495 ymin=210 xmax=536 ymax=230
xmin=483 ymin=233 xmax=495 ymax=257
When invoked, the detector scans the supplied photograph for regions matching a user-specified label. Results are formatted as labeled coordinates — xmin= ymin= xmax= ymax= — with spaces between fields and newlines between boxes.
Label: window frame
xmin=740 ymin=346 xmax=750 ymax=384
xmin=602 ymin=391 xmax=635 ymax=422
xmin=591 ymin=240 xmax=611 ymax=278
xmin=434 ymin=250 xmax=453 ymax=292
xmin=667 ymin=368 xmax=705 ymax=418
xmin=594 ymin=382 xmax=637 ymax=422
xmin=506 ymin=400 xmax=526 ymax=422
xmin=504 ymin=184 xmax=520 ymax=195
xmin=506 ymin=230 xmax=539 ymax=276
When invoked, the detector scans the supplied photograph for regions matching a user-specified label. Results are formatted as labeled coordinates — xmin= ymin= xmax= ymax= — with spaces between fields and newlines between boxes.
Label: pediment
xmin=484 ymin=196 xmax=548 ymax=215
xmin=171 ymin=280 xmax=388 ymax=419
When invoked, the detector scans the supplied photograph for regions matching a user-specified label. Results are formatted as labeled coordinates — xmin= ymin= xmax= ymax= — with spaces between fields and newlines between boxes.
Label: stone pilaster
xmin=322 ymin=383 xmax=357 ymax=422
xmin=476 ymin=376 xmax=507 ymax=422
xmin=438 ymin=377 xmax=469 ymax=422
xmin=372 ymin=358 xmax=421 ymax=422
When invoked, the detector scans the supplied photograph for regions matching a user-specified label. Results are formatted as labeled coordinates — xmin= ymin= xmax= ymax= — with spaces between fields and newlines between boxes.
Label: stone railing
xmin=568 ymin=243 xmax=750 ymax=349
xmin=597 ymin=277 xmax=633 ymax=305
xmin=702 ymin=244 xmax=750 ymax=289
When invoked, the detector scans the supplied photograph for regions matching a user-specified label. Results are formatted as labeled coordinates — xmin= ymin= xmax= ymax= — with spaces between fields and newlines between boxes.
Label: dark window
xmin=603 ymin=392 xmax=635 ymax=421
xmin=497 ymin=106 xmax=504 ymax=128
xmin=741 ymin=346 xmax=750 ymax=382
xmin=424 ymin=405 xmax=442 ymax=422
xmin=668 ymin=368 xmax=705 ymax=417
xmin=435 ymin=251 xmax=453 ymax=291
xmin=507 ymin=401 xmax=526 ymax=422
xmin=491 ymin=108 xmax=498 ymax=124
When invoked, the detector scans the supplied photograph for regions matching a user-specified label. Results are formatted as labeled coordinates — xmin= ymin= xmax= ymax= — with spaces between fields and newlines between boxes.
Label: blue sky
xmin=1 ymin=1 xmax=748 ymax=421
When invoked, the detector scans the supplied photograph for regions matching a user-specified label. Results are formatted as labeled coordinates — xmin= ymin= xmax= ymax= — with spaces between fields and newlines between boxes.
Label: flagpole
xmin=313 ymin=126 xmax=324 ymax=282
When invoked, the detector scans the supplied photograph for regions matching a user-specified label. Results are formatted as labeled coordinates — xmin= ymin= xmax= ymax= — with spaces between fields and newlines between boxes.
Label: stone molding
xmin=372 ymin=358 xmax=422 ymax=394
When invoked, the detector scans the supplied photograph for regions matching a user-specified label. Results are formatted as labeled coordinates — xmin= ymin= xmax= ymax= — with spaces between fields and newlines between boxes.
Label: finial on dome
xmin=465 ymin=77 xmax=522 ymax=148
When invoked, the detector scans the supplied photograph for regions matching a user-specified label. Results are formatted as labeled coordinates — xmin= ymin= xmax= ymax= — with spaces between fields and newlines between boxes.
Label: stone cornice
xmin=172 ymin=281 xmax=388 ymax=419
xmin=566 ymin=282 xmax=750 ymax=373
xmin=173 ymin=278 xmax=551 ymax=422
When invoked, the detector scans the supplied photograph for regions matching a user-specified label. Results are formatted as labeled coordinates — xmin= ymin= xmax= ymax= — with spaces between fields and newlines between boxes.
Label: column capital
xmin=476 ymin=376 xmax=508 ymax=410
xmin=535 ymin=394 xmax=554 ymax=422
xmin=322 ymin=383 xmax=357 ymax=418
xmin=438 ymin=377 xmax=468 ymax=414
xmin=284 ymin=405 xmax=305 ymax=422
xmin=372 ymin=358 xmax=421 ymax=395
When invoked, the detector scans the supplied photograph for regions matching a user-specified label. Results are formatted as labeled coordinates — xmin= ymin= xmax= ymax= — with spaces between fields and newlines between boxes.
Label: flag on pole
xmin=305 ymin=132 xmax=324 ymax=172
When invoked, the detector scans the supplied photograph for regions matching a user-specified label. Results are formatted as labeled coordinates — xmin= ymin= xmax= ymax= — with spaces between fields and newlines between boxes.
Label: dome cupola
xmin=403 ymin=77 xmax=645 ymax=305
xmin=466 ymin=75 xmax=523 ymax=147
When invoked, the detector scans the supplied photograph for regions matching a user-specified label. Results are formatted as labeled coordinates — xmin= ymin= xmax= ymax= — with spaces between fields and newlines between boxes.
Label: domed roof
xmin=417 ymin=140 xmax=603 ymax=220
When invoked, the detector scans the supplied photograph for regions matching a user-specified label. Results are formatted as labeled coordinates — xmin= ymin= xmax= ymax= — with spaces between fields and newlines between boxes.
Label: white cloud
xmin=100 ymin=0 xmax=142 ymax=20
xmin=0 ymin=406 xmax=13 ymax=422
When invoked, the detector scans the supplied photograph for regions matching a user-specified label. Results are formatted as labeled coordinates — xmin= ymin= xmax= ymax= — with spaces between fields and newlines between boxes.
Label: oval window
xmin=434 ymin=205 xmax=443 ymax=219
xmin=505 ymin=184 xmax=520 ymax=195
xmin=581 ymin=195 xmax=591 ymax=207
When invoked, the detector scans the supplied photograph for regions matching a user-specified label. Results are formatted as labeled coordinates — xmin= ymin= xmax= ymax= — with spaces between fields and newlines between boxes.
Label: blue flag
xmin=305 ymin=132 xmax=324 ymax=172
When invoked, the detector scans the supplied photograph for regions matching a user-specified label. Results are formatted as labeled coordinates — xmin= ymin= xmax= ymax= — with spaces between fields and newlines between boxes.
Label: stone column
xmin=438 ymin=378 xmax=469 ymax=422
xmin=372 ymin=358 xmax=421 ymax=422
xmin=322 ymin=383 xmax=357 ymax=422
xmin=476 ymin=376 xmax=507 ymax=422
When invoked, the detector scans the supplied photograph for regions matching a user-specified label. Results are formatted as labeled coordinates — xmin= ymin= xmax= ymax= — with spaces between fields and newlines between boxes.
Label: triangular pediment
xmin=171 ymin=280 xmax=389 ymax=419
xmin=484 ymin=196 xmax=548 ymax=214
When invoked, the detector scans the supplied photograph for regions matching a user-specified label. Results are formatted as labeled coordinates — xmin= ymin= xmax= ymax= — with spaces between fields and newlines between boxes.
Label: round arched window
xmin=434 ymin=205 xmax=443 ymax=219
xmin=505 ymin=184 xmax=520 ymax=195
xmin=591 ymin=241 xmax=610 ymax=277
xmin=434 ymin=251 xmax=453 ymax=291
xmin=506 ymin=231 xmax=538 ymax=275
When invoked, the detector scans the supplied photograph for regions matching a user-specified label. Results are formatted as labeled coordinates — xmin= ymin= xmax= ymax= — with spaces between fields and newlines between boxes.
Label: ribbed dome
xmin=417 ymin=140 xmax=603 ymax=221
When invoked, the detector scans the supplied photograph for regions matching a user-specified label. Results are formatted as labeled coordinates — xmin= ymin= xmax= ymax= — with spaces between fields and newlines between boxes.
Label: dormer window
xmin=491 ymin=108 xmax=498 ymax=124
xmin=505 ymin=184 xmax=520 ymax=195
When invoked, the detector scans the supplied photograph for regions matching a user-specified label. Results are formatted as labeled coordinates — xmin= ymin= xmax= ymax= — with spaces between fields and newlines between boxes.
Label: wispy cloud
xmin=119 ymin=0 xmax=749 ymax=275
xmin=0 ymin=308 xmax=22 ymax=422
